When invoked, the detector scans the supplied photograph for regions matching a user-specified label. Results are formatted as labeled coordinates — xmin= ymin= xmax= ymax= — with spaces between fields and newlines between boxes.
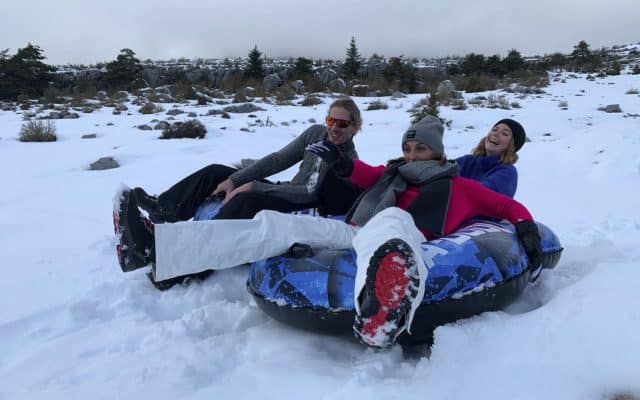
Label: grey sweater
xmin=228 ymin=124 xmax=358 ymax=204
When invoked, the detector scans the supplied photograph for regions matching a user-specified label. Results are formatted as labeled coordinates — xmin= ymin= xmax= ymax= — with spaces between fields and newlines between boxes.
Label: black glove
xmin=515 ymin=220 xmax=543 ymax=272
xmin=305 ymin=140 xmax=354 ymax=176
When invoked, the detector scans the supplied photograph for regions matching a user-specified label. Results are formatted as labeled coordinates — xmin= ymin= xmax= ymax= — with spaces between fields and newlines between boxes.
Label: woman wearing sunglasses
xmin=115 ymin=98 xmax=364 ymax=274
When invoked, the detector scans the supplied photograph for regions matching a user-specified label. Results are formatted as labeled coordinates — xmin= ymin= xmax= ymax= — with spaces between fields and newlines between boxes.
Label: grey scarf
xmin=349 ymin=160 xmax=459 ymax=226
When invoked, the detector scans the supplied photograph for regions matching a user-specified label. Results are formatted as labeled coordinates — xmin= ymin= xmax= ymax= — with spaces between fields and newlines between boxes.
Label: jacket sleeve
xmin=463 ymin=178 xmax=532 ymax=224
xmin=349 ymin=159 xmax=386 ymax=189
xmin=228 ymin=126 xmax=316 ymax=186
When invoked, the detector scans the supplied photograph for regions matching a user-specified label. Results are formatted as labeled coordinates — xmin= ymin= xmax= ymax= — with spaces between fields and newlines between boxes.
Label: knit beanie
xmin=402 ymin=116 xmax=444 ymax=154
xmin=494 ymin=118 xmax=526 ymax=151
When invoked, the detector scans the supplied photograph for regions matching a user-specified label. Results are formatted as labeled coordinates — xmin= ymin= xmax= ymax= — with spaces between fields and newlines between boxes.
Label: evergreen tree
xmin=410 ymin=92 xmax=439 ymax=124
xmin=572 ymin=40 xmax=591 ymax=61
xmin=548 ymin=52 xmax=567 ymax=69
xmin=244 ymin=45 xmax=265 ymax=80
xmin=485 ymin=54 xmax=504 ymax=76
xmin=0 ymin=43 xmax=55 ymax=100
xmin=382 ymin=57 xmax=417 ymax=92
xmin=460 ymin=53 xmax=486 ymax=75
xmin=103 ymin=48 xmax=142 ymax=90
xmin=503 ymin=49 xmax=525 ymax=73
xmin=293 ymin=57 xmax=313 ymax=77
xmin=343 ymin=36 xmax=362 ymax=79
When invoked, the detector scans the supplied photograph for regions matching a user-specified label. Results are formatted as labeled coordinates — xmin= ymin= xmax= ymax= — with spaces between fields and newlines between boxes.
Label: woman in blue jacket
xmin=456 ymin=118 xmax=526 ymax=198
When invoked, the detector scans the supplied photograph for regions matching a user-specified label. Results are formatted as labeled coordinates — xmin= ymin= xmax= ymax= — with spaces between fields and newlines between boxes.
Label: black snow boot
xmin=114 ymin=188 xmax=155 ymax=272
xmin=132 ymin=187 xmax=170 ymax=223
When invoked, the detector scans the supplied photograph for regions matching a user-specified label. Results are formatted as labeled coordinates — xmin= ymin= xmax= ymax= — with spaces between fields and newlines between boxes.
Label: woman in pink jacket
xmin=305 ymin=115 xmax=541 ymax=347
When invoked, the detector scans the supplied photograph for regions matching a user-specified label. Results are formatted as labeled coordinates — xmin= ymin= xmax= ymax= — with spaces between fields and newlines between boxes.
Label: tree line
xmin=1 ymin=39 xmax=637 ymax=102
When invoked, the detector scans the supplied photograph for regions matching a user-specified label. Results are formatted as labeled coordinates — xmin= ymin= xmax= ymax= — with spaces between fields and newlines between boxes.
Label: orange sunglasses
xmin=325 ymin=116 xmax=352 ymax=129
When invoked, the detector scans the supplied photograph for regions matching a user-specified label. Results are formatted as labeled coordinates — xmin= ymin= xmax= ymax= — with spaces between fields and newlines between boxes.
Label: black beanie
xmin=495 ymin=118 xmax=526 ymax=151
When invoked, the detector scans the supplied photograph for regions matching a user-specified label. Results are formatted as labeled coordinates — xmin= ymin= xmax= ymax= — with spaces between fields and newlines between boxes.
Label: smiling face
xmin=402 ymin=140 xmax=437 ymax=162
xmin=326 ymin=106 xmax=357 ymax=145
xmin=484 ymin=123 xmax=514 ymax=156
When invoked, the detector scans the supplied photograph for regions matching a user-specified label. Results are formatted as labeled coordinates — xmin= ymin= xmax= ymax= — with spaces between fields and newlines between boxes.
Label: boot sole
xmin=353 ymin=238 xmax=420 ymax=348
xmin=114 ymin=190 xmax=150 ymax=272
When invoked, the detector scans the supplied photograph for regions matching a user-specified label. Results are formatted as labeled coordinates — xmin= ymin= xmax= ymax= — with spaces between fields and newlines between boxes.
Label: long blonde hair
xmin=471 ymin=137 xmax=519 ymax=164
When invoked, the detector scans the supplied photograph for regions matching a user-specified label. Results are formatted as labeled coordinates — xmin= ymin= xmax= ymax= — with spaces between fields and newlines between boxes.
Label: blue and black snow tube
xmin=246 ymin=219 xmax=563 ymax=345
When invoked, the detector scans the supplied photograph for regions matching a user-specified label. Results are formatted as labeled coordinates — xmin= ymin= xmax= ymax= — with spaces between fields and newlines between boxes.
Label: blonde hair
xmin=328 ymin=97 xmax=362 ymax=133
xmin=471 ymin=137 xmax=519 ymax=164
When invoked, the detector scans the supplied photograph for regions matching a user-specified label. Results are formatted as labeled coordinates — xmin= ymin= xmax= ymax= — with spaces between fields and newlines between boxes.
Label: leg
xmin=213 ymin=191 xmax=316 ymax=220
xmin=351 ymin=207 xmax=428 ymax=348
xmin=156 ymin=164 xmax=239 ymax=221
xmin=153 ymin=210 xmax=356 ymax=281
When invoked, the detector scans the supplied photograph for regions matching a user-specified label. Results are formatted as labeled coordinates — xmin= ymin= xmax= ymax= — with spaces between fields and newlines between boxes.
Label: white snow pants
xmin=154 ymin=207 xmax=427 ymax=330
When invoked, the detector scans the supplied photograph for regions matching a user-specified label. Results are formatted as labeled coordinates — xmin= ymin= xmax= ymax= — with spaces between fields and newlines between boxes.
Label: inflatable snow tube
xmin=247 ymin=219 xmax=563 ymax=345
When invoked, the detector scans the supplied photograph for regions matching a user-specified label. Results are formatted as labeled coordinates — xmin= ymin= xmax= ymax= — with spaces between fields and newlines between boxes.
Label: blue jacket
xmin=455 ymin=154 xmax=517 ymax=198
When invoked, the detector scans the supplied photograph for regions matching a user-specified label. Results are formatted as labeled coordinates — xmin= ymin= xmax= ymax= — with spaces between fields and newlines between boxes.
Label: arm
xmin=462 ymin=177 xmax=532 ymax=224
xmin=462 ymin=178 xmax=542 ymax=270
xmin=349 ymin=159 xmax=386 ymax=189
xmin=228 ymin=125 xmax=322 ymax=187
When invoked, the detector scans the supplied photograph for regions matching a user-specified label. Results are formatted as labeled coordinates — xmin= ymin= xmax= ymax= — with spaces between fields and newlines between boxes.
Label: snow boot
xmin=353 ymin=238 xmax=420 ymax=348
xmin=132 ymin=187 xmax=170 ymax=223
xmin=114 ymin=188 xmax=155 ymax=272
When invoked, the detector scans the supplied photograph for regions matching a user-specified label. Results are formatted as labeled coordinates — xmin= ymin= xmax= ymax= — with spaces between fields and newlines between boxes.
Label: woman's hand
xmin=212 ymin=178 xmax=235 ymax=197
xmin=515 ymin=220 xmax=542 ymax=271
xmin=305 ymin=140 xmax=354 ymax=176
xmin=223 ymin=182 xmax=253 ymax=204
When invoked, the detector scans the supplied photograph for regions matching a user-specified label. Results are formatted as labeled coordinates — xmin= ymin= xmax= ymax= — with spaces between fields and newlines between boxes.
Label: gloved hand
xmin=515 ymin=220 xmax=543 ymax=272
xmin=305 ymin=140 xmax=354 ymax=176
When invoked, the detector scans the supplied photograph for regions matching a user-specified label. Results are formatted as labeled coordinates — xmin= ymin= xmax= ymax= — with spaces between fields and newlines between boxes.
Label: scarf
xmin=348 ymin=160 xmax=459 ymax=227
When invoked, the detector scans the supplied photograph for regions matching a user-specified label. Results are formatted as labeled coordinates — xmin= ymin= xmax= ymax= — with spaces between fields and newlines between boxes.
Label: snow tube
xmin=246 ymin=219 xmax=563 ymax=345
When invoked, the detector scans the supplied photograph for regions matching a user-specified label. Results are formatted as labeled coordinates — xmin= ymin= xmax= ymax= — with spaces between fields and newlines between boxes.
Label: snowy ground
xmin=1 ymin=69 xmax=639 ymax=400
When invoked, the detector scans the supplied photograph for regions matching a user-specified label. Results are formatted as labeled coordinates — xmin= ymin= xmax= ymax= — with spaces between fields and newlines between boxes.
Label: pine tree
xmin=244 ymin=45 xmax=265 ymax=80
xmin=503 ymin=49 xmax=525 ymax=73
xmin=103 ymin=48 xmax=142 ymax=90
xmin=460 ymin=53 xmax=486 ymax=75
xmin=485 ymin=54 xmax=504 ymax=76
xmin=293 ymin=57 xmax=313 ymax=77
xmin=410 ymin=92 xmax=439 ymax=124
xmin=0 ymin=43 xmax=55 ymax=100
xmin=343 ymin=36 xmax=362 ymax=79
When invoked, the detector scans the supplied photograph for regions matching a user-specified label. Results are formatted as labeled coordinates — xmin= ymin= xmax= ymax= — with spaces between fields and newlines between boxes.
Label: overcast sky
xmin=2 ymin=0 xmax=639 ymax=65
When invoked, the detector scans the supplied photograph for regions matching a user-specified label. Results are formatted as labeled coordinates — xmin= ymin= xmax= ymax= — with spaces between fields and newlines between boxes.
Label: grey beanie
xmin=402 ymin=116 xmax=444 ymax=154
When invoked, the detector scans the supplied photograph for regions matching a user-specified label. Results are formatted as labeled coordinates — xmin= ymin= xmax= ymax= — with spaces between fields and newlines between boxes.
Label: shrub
xmin=625 ymin=88 xmax=639 ymax=95
xmin=450 ymin=98 xmax=468 ymax=110
xmin=139 ymin=102 xmax=163 ymax=114
xmin=160 ymin=119 xmax=206 ymax=139
xmin=486 ymin=95 xmax=510 ymax=109
xmin=19 ymin=120 xmax=57 ymax=142
xmin=299 ymin=96 xmax=323 ymax=106
xmin=558 ymin=100 xmax=568 ymax=109
xmin=366 ymin=100 xmax=388 ymax=111
xmin=275 ymin=86 xmax=296 ymax=104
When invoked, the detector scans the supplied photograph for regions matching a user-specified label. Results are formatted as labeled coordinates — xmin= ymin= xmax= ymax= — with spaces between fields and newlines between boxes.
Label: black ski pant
xmin=155 ymin=163 xmax=363 ymax=221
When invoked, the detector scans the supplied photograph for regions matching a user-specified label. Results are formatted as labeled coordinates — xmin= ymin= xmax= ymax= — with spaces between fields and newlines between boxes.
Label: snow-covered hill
xmin=1 ymin=68 xmax=639 ymax=400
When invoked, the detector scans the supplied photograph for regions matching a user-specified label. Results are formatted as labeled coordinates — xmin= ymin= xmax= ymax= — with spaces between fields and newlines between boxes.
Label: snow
xmin=1 ymin=67 xmax=640 ymax=400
